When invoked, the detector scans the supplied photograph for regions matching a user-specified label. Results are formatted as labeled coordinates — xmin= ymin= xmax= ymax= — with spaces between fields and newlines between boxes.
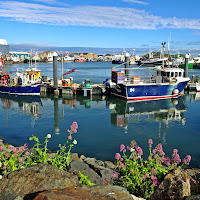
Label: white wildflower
xmin=73 ymin=140 xmax=77 ymax=145
xmin=0 ymin=162 xmax=2 ymax=167
xmin=130 ymin=148 xmax=135 ymax=152
xmin=0 ymin=175 xmax=2 ymax=179
xmin=47 ymin=134 xmax=51 ymax=139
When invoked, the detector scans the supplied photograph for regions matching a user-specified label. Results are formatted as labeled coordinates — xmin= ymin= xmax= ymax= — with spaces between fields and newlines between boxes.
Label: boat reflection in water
xmin=0 ymin=94 xmax=42 ymax=127
xmin=107 ymin=97 xmax=187 ymax=143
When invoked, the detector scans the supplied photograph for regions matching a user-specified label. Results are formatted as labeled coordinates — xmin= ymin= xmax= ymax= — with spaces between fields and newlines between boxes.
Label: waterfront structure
xmin=7 ymin=51 xmax=30 ymax=63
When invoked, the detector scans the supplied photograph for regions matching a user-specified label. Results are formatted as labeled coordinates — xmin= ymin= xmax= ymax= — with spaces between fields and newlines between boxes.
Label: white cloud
xmin=122 ymin=0 xmax=148 ymax=5
xmin=0 ymin=1 xmax=200 ymax=30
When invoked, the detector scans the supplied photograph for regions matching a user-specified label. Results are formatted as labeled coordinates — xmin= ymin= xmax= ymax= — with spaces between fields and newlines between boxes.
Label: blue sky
xmin=0 ymin=0 xmax=200 ymax=51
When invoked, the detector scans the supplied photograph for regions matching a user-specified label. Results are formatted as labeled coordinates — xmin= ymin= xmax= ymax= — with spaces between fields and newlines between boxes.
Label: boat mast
xmin=161 ymin=42 xmax=166 ymax=69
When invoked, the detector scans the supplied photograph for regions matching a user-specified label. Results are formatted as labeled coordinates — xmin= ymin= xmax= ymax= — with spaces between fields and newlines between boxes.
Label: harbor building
xmin=0 ymin=39 xmax=9 ymax=55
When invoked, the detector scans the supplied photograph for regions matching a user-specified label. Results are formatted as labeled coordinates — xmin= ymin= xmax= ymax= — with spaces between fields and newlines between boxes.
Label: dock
xmin=41 ymin=82 xmax=106 ymax=97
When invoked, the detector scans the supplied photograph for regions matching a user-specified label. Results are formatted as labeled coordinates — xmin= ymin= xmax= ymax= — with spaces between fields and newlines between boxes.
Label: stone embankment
xmin=0 ymin=153 xmax=200 ymax=200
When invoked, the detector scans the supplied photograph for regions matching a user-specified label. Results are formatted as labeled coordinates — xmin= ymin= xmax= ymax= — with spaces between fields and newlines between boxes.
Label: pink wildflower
xmin=18 ymin=158 xmax=22 ymax=163
xmin=0 ymin=146 xmax=3 ymax=150
xmin=115 ymin=153 xmax=121 ymax=160
xmin=131 ymin=140 xmax=137 ymax=148
xmin=136 ymin=146 xmax=143 ymax=156
xmin=3 ymin=165 xmax=7 ymax=169
xmin=152 ymin=148 xmax=157 ymax=154
xmin=151 ymin=176 xmax=157 ymax=182
xmin=120 ymin=144 xmax=125 ymax=152
xmin=151 ymin=168 xmax=156 ymax=175
xmin=148 ymin=139 xmax=153 ymax=145
xmin=183 ymin=155 xmax=191 ymax=165
xmin=112 ymin=173 xmax=116 ymax=178
xmin=130 ymin=169 xmax=133 ymax=173
xmin=119 ymin=162 xmax=125 ymax=168
xmin=25 ymin=151 xmax=29 ymax=156
xmin=145 ymin=174 xmax=149 ymax=178
xmin=68 ymin=135 xmax=72 ymax=140
xmin=148 ymin=156 xmax=152 ymax=160
xmin=0 ymin=139 xmax=3 ymax=143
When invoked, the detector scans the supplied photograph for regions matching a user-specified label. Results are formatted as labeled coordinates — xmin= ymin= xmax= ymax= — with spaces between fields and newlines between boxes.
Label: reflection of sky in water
xmin=1 ymin=62 xmax=200 ymax=168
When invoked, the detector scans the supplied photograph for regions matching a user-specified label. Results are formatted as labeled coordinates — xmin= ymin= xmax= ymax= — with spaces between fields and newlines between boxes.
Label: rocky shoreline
xmin=0 ymin=152 xmax=200 ymax=200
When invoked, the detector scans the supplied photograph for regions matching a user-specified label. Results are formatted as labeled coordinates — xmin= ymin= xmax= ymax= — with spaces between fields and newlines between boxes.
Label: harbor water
xmin=1 ymin=62 xmax=200 ymax=168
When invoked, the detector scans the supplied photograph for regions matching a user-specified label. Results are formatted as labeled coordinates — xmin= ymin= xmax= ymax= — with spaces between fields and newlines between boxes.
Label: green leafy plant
xmin=115 ymin=139 xmax=191 ymax=198
xmin=0 ymin=122 xmax=78 ymax=175
xmin=79 ymin=171 xmax=95 ymax=186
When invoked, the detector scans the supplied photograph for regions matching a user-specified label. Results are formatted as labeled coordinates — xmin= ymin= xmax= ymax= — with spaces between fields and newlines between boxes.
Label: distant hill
xmin=8 ymin=44 xmax=200 ymax=57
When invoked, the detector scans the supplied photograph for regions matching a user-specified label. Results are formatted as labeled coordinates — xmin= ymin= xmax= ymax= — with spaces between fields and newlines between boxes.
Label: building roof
xmin=0 ymin=39 xmax=8 ymax=45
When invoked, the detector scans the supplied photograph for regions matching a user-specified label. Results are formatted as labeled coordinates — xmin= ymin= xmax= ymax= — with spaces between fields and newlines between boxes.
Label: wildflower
xmin=25 ymin=151 xmax=29 ymax=156
xmin=120 ymin=144 xmax=125 ymax=152
xmin=0 ymin=146 xmax=3 ymax=150
xmin=173 ymin=149 xmax=178 ymax=154
xmin=47 ymin=134 xmax=51 ymax=139
xmin=0 ymin=139 xmax=3 ymax=143
xmin=24 ymin=143 xmax=28 ymax=147
xmin=148 ymin=156 xmax=152 ymax=160
xmin=18 ymin=158 xmax=22 ymax=163
xmin=151 ymin=176 xmax=157 ymax=182
xmin=152 ymin=148 xmax=157 ymax=154
xmin=148 ymin=139 xmax=153 ymax=145
xmin=0 ymin=162 xmax=2 ymax=167
xmin=115 ymin=153 xmax=121 ymax=160
xmin=136 ymin=146 xmax=143 ymax=156
xmin=130 ymin=148 xmax=134 ymax=152
xmin=183 ymin=155 xmax=191 ymax=165
xmin=119 ymin=162 xmax=125 ymax=168
xmin=130 ymin=169 xmax=133 ymax=173
xmin=151 ymin=168 xmax=156 ymax=175
xmin=0 ymin=175 xmax=2 ymax=180
xmin=68 ymin=135 xmax=72 ymax=140
xmin=145 ymin=174 xmax=149 ymax=178
xmin=73 ymin=139 xmax=77 ymax=145
xmin=112 ymin=173 xmax=116 ymax=178
xmin=131 ymin=140 xmax=137 ymax=148
xmin=29 ymin=137 xmax=33 ymax=141
xmin=3 ymin=165 xmax=7 ymax=169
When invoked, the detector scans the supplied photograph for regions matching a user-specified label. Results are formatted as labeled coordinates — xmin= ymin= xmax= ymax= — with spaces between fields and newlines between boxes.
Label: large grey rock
xmin=0 ymin=163 xmax=79 ymax=199
xmin=33 ymin=185 xmax=134 ymax=200
xmin=185 ymin=195 xmax=200 ymax=200
xmin=69 ymin=159 xmax=102 ymax=185
xmin=69 ymin=158 xmax=119 ymax=185
xmin=150 ymin=168 xmax=191 ymax=200
xmin=185 ymin=168 xmax=200 ymax=194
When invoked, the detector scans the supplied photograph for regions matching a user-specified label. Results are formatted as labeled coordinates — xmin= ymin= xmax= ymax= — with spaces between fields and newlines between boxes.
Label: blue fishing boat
xmin=0 ymin=66 xmax=42 ymax=96
xmin=107 ymin=66 xmax=190 ymax=101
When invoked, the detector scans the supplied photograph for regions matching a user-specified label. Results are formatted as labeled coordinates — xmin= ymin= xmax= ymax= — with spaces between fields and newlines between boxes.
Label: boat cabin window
xmin=171 ymin=72 xmax=174 ymax=77
xmin=175 ymin=72 xmax=178 ymax=77
xmin=179 ymin=72 xmax=182 ymax=77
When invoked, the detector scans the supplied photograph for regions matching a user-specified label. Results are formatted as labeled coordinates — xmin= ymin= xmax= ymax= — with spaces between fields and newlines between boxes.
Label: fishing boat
xmin=0 ymin=66 xmax=41 ymax=96
xmin=196 ymin=83 xmax=200 ymax=92
xmin=107 ymin=58 xmax=190 ymax=101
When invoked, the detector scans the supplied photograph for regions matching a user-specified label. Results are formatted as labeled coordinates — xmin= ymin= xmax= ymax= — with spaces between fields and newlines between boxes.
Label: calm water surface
xmin=1 ymin=62 xmax=200 ymax=168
